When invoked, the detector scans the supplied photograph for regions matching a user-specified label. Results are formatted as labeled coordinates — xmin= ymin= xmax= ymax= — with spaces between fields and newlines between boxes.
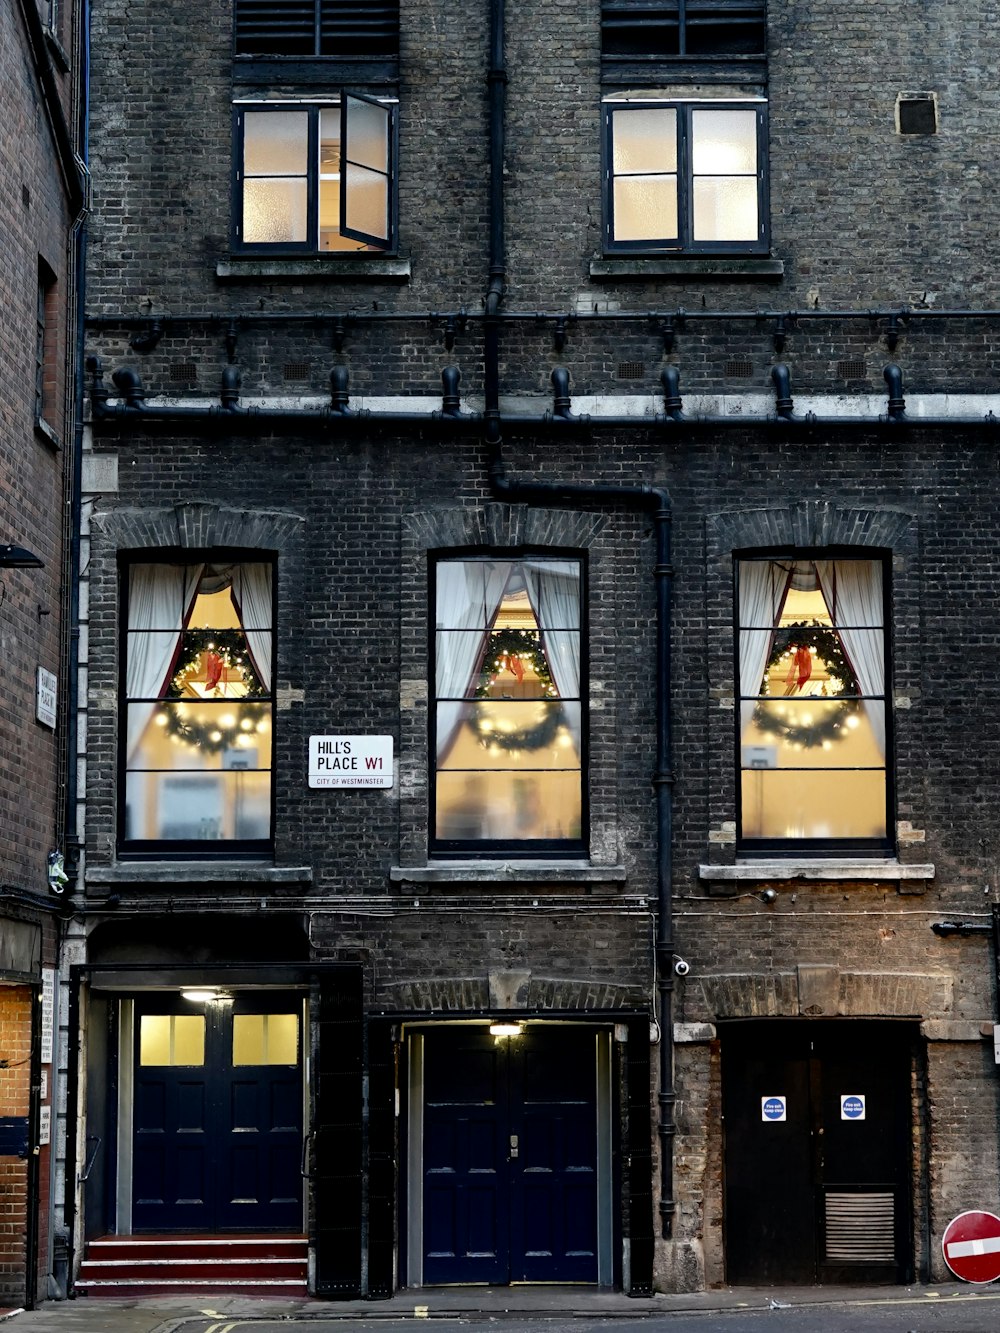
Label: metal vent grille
xmin=825 ymin=1192 xmax=895 ymax=1264
xmin=235 ymin=0 xmax=399 ymax=57
xmin=837 ymin=359 xmax=868 ymax=381
xmin=169 ymin=362 xmax=198 ymax=385
xmin=283 ymin=362 xmax=311 ymax=382
xmin=617 ymin=361 xmax=645 ymax=381
xmin=725 ymin=357 xmax=754 ymax=380
xmin=601 ymin=0 xmax=766 ymax=60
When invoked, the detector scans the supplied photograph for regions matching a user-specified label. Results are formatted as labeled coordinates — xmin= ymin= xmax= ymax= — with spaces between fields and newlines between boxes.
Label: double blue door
xmin=422 ymin=1026 xmax=599 ymax=1284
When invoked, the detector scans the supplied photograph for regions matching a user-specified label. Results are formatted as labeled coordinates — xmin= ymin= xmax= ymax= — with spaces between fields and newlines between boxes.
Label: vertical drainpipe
xmin=480 ymin=0 xmax=676 ymax=1265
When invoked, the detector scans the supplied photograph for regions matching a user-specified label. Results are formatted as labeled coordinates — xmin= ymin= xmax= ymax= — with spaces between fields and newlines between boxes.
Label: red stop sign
xmin=942 ymin=1210 xmax=1000 ymax=1284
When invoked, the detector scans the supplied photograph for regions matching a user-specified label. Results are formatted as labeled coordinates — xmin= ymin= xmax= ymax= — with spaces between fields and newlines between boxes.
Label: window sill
xmin=216 ymin=257 xmax=411 ymax=282
xmin=88 ymin=862 xmax=313 ymax=887
xmin=390 ymin=861 xmax=627 ymax=886
xmin=698 ymin=858 xmax=935 ymax=884
xmin=34 ymin=417 xmax=60 ymax=450
xmin=590 ymin=257 xmax=784 ymax=280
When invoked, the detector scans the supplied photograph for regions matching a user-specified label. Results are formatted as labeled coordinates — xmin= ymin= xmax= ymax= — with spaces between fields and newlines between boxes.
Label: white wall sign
xmin=41 ymin=968 xmax=56 ymax=1064
xmin=761 ymin=1095 xmax=787 ymax=1122
xmin=309 ymin=735 xmax=394 ymax=788
xmin=38 ymin=1105 xmax=51 ymax=1147
xmin=36 ymin=667 xmax=58 ymax=729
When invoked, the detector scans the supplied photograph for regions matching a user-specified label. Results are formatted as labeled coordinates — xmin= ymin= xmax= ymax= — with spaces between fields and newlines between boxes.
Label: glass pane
xmin=692 ymin=176 xmax=758 ymax=241
xmin=140 ymin=1015 xmax=205 ymax=1066
xmin=436 ymin=769 xmax=582 ymax=841
xmin=319 ymin=110 xmax=340 ymax=173
xmin=243 ymin=111 xmax=309 ymax=175
xmin=124 ymin=769 xmax=272 ymax=841
xmin=127 ymin=700 xmax=273 ymax=770
xmin=741 ymin=769 xmax=887 ymax=839
xmin=234 ymin=1013 xmax=298 ymax=1066
xmin=437 ymin=700 xmax=580 ymax=770
xmin=344 ymin=97 xmax=388 ymax=172
xmin=691 ymin=108 xmax=757 ymax=174
xmin=344 ymin=163 xmax=388 ymax=241
xmin=611 ymin=108 xmax=677 ymax=174
xmin=243 ymin=179 xmax=308 ymax=244
xmin=435 ymin=561 xmax=515 ymax=629
xmin=613 ymin=175 xmax=678 ymax=242
xmin=742 ymin=698 xmax=885 ymax=769
xmin=437 ymin=629 xmax=567 ymax=700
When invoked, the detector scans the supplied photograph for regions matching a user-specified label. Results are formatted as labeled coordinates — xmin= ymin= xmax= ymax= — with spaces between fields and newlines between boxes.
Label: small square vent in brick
xmin=283 ymin=362 xmax=311 ymax=382
xmin=725 ymin=358 xmax=755 ymax=380
xmin=617 ymin=361 xmax=645 ymax=381
xmin=896 ymin=92 xmax=938 ymax=135
xmin=837 ymin=359 xmax=868 ymax=381
xmin=169 ymin=362 xmax=198 ymax=385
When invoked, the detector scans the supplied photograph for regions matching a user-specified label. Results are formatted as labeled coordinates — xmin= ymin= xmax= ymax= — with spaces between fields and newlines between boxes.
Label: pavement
xmin=2 ymin=1282 xmax=1000 ymax=1332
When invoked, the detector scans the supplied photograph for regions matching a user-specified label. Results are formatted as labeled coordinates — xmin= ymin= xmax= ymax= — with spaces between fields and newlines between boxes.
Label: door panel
xmin=723 ymin=1021 xmax=913 ymax=1285
xmin=422 ymin=1026 xmax=599 ymax=1285
xmin=132 ymin=995 xmax=303 ymax=1232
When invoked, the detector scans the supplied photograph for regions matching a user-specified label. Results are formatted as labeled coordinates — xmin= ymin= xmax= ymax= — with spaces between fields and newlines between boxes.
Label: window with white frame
xmin=121 ymin=559 xmax=274 ymax=853
xmin=432 ymin=555 xmax=585 ymax=854
xmin=736 ymin=555 xmax=891 ymax=849
xmin=234 ymin=97 xmax=397 ymax=252
xmin=603 ymin=99 xmax=768 ymax=253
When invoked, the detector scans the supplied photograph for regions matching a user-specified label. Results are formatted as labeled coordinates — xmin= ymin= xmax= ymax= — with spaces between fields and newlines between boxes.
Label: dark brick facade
xmin=70 ymin=0 xmax=1000 ymax=1298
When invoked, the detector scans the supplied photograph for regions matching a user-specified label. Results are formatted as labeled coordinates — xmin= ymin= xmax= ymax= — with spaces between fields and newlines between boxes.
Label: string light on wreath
xmin=753 ymin=620 xmax=860 ymax=749
xmin=166 ymin=628 xmax=266 ymax=700
xmin=156 ymin=702 xmax=270 ymax=754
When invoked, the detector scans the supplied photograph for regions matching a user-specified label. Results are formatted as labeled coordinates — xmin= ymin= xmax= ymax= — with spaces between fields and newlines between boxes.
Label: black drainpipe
xmin=480 ymin=0 xmax=675 ymax=1252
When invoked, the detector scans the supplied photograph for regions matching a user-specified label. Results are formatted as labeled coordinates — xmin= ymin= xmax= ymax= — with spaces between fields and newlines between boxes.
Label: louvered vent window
xmin=235 ymin=0 xmax=400 ymax=59
xmin=825 ymin=1192 xmax=896 ymax=1265
xmin=601 ymin=0 xmax=766 ymax=60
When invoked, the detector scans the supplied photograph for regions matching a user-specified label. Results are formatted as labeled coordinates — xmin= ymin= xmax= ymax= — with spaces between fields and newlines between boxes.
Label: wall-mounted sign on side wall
xmin=309 ymin=736 xmax=394 ymax=788
xmin=36 ymin=667 xmax=57 ymax=729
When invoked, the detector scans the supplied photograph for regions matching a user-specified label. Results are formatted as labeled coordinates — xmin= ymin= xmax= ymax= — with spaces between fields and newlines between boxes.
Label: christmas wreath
xmin=470 ymin=627 xmax=563 ymax=751
xmin=752 ymin=620 xmax=860 ymax=748
xmin=166 ymin=629 xmax=266 ymax=699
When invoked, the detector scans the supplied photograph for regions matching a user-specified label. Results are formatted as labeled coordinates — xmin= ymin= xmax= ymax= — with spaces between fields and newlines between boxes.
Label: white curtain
xmin=231 ymin=563 xmax=273 ymax=692
xmin=435 ymin=560 xmax=512 ymax=761
xmin=126 ymin=563 xmax=204 ymax=759
xmin=738 ymin=560 xmax=791 ymax=736
xmin=522 ymin=560 xmax=582 ymax=751
xmin=815 ymin=560 xmax=886 ymax=756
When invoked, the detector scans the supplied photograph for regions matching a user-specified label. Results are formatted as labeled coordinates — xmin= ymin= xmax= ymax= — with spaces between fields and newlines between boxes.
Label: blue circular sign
xmin=762 ymin=1097 xmax=785 ymax=1120
xmin=842 ymin=1096 xmax=865 ymax=1119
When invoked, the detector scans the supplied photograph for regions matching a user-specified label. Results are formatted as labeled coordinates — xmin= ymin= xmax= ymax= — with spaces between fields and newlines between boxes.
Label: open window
xmin=432 ymin=555 xmax=585 ymax=856
xmin=120 ymin=559 xmax=274 ymax=856
xmin=736 ymin=555 xmax=891 ymax=851
xmin=234 ymin=97 xmax=396 ymax=253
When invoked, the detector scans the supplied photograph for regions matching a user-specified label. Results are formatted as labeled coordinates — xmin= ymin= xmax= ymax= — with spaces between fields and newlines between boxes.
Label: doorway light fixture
xmin=489 ymin=1022 xmax=524 ymax=1038
xmin=181 ymin=988 xmax=232 ymax=1003
xmin=0 ymin=544 xmax=44 ymax=568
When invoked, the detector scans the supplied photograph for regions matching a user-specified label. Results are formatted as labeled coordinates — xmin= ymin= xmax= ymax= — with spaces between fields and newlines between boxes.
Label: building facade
xmin=62 ymin=0 xmax=1000 ymax=1298
xmin=0 ymin=0 xmax=83 ymax=1309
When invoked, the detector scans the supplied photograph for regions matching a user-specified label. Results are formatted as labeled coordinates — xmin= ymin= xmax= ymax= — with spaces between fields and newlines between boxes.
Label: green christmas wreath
xmin=471 ymin=627 xmax=563 ymax=751
xmin=166 ymin=628 xmax=266 ymax=699
xmin=753 ymin=620 xmax=860 ymax=748
xmin=157 ymin=701 xmax=270 ymax=754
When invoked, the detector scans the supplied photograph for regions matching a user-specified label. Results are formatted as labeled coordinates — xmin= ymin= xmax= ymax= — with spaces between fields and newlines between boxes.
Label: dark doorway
xmin=132 ymin=993 xmax=303 ymax=1232
xmin=722 ymin=1020 xmax=914 ymax=1284
xmin=420 ymin=1025 xmax=599 ymax=1284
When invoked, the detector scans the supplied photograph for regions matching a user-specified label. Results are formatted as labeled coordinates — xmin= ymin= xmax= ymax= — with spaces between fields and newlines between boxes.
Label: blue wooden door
xmin=132 ymin=996 xmax=303 ymax=1232
xmin=422 ymin=1027 xmax=598 ymax=1284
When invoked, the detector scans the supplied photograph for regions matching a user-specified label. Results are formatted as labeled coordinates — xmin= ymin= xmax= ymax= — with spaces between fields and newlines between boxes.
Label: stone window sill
xmin=698 ymin=859 xmax=934 ymax=884
xmin=216 ymin=257 xmax=411 ymax=282
xmin=88 ymin=862 xmax=313 ymax=887
xmin=390 ymin=861 xmax=627 ymax=886
xmin=590 ymin=257 xmax=784 ymax=280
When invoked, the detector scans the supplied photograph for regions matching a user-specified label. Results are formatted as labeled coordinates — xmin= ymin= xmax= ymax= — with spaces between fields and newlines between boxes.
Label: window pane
xmin=743 ymin=699 xmax=884 ymax=768
xmin=611 ymin=108 xmax=677 ymax=174
xmin=344 ymin=97 xmax=389 ymax=173
xmin=127 ymin=700 xmax=272 ymax=770
xmin=613 ymin=175 xmax=678 ymax=241
xmin=124 ymin=770 xmax=272 ymax=841
xmin=233 ymin=1013 xmax=298 ymax=1066
xmin=344 ymin=162 xmax=388 ymax=240
xmin=435 ymin=561 xmax=516 ymax=629
xmin=692 ymin=176 xmax=758 ymax=241
xmin=691 ymin=109 xmax=757 ymax=174
xmin=244 ymin=111 xmax=309 ymax=175
xmin=437 ymin=701 xmax=580 ymax=770
xmin=741 ymin=769 xmax=887 ymax=840
xmin=140 ymin=1015 xmax=205 ymax=1066
xmin=243 ymin=179 xmax=308 ymax=244
xmin=436 ymin=769 xmax=582 ymax=842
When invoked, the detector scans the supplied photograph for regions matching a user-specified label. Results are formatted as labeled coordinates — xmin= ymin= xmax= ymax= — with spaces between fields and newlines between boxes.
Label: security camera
xmin=673 ymin=957 xmax=690 ymax=977
xmin=760 ymin=888 xmax=778 ymax=905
